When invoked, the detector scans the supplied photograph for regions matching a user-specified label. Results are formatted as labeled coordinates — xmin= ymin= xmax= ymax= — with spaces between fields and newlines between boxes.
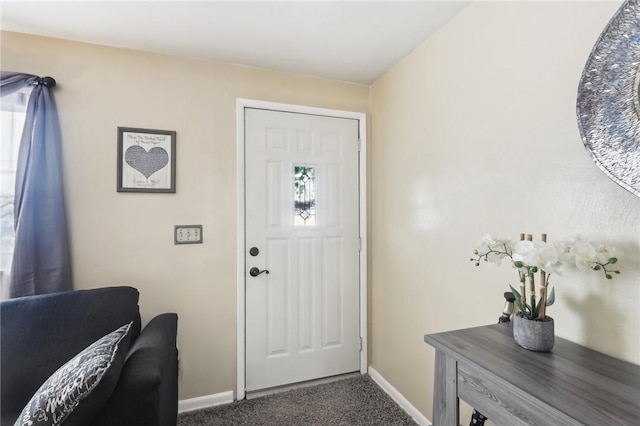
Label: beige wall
xmin=370 ymin=0 xmax=640 ymax=422
xmin=1 ymin=31 xmax=369 ymax=400
xmin=4 ymin=0 xmax=640 ymax=421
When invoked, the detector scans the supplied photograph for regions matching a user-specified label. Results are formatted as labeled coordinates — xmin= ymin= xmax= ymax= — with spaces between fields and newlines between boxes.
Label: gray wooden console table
xmin=424 ymin=323 xmax=640 ymax=426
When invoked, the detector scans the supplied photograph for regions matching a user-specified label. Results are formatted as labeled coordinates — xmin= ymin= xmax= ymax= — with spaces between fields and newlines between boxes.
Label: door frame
xmin=236 ymin=99 xmax=367 ymax=400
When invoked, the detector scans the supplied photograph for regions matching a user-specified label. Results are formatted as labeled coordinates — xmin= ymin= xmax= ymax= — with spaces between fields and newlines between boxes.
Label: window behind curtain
xmin=1 ymin=88 xmax=29 ymax=298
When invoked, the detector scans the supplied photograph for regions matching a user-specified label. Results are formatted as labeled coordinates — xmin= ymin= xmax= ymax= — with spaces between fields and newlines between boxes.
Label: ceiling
xmin=0 ymin=1 xmax=471 ymax=84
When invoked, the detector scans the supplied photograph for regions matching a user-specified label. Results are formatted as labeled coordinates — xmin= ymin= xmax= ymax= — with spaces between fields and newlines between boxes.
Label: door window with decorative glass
xmin=294 ymin=165 xmax=316 ymax=226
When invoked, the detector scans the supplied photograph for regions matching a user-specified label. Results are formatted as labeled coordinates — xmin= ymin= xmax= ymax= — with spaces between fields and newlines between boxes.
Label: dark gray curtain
xmin=1 ymin=72 xmax=72 ymax=297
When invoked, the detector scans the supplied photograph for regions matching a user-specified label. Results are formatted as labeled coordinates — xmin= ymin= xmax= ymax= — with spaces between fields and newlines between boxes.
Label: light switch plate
xmin=174 ymin=225 xmax=203 ymax=244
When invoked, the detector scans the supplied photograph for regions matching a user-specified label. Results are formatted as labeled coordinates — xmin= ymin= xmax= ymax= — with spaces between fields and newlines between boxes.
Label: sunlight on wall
xmin=370 ymin=1 xmax=639 ymax=422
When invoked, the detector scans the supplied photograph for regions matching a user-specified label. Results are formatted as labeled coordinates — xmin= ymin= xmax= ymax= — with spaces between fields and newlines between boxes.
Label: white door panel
xmin=245 ymin=108 xmax=360 ymax=392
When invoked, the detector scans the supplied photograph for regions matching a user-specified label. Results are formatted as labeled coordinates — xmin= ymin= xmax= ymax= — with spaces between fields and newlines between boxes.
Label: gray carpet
xmin=178 ymin=375 xmax=418 ymax=426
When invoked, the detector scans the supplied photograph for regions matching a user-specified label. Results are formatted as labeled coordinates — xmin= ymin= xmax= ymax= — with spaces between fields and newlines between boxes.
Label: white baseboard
xmin=178 ymin=390 xmax=234 ymax=413
xmin=368 ymin=366 xmax=431 ymax=426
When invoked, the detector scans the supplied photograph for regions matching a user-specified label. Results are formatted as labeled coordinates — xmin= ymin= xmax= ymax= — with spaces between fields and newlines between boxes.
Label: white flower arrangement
xmin=471 ymin=234 xmax=620 ymax=321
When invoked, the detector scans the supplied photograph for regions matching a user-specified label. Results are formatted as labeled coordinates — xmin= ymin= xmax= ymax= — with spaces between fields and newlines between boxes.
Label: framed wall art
xmin=117 ymin=127 xmax=176 ymax=193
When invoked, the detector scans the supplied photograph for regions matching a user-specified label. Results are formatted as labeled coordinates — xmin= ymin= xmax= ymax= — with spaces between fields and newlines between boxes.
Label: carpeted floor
xmin=178 ymin=375 xmax=418 ymax=426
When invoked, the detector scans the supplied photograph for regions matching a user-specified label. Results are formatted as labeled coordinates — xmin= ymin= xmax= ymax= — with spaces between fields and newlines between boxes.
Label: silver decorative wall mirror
xmin=577 ymin=0 xmax=640 ymax=197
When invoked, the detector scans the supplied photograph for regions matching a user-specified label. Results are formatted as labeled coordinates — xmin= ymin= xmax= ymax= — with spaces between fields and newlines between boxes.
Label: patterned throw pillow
xmin=13 ymin=322 xmax=132 ymax=426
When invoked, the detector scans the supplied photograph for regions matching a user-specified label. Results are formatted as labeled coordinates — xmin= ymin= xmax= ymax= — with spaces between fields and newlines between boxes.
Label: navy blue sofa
xmin=0 ymin=286 xmax=178 ymax=426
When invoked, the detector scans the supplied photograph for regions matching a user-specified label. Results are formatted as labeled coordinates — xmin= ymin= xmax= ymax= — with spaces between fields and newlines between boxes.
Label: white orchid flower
xmin=570 ymin=239 xmax=598 ymax=270
xmin=473 ymin=235 xmax=513 ymax=266
xmin=513 ymin=240 xmax=537 ymax=266
xmin=471 ymin=233 xmax=621 ymax=321
xmin=595 ymin=243 xmax=616 ymax=265
xmin=536 ymin=244 xmax=561 ymax=275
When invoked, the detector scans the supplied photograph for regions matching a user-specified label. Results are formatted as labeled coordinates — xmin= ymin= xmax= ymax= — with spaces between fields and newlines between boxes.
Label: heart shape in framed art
xmin=124 ymin=145 xmax=169 ymax=179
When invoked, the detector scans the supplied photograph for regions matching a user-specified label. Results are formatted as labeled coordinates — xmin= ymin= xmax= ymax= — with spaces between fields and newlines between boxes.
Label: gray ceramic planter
xmin=513 ymin=313 xmax=554 ymax=352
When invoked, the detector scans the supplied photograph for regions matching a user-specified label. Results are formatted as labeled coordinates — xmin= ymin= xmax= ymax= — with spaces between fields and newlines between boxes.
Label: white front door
xmin=244 ymin=107 xmax=361 ymax=392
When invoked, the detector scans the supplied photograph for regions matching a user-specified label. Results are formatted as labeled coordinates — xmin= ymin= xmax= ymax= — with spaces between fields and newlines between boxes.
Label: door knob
xmin=249 ymin=267 xmax=269 ymax=277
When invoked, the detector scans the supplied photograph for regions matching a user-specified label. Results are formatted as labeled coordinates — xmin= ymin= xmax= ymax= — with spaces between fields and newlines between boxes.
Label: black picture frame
xmin=117 ymin=127 xmax=176 ymax=193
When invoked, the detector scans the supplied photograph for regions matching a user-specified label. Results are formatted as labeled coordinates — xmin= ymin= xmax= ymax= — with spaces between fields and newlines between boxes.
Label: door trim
xmin=236 ymin=98 xmax=367 ymax=400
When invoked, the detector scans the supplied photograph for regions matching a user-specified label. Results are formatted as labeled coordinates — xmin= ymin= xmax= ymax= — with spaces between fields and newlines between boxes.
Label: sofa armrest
xmin=0 ymin=286 xmax=142 ymax=426
xmin=92 ymin=313 xmax=178 ymax=426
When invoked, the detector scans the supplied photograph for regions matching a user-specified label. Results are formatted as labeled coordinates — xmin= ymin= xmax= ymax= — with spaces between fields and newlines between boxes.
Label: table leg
xmin=433 ymin=350 xmax=459 ymax=426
